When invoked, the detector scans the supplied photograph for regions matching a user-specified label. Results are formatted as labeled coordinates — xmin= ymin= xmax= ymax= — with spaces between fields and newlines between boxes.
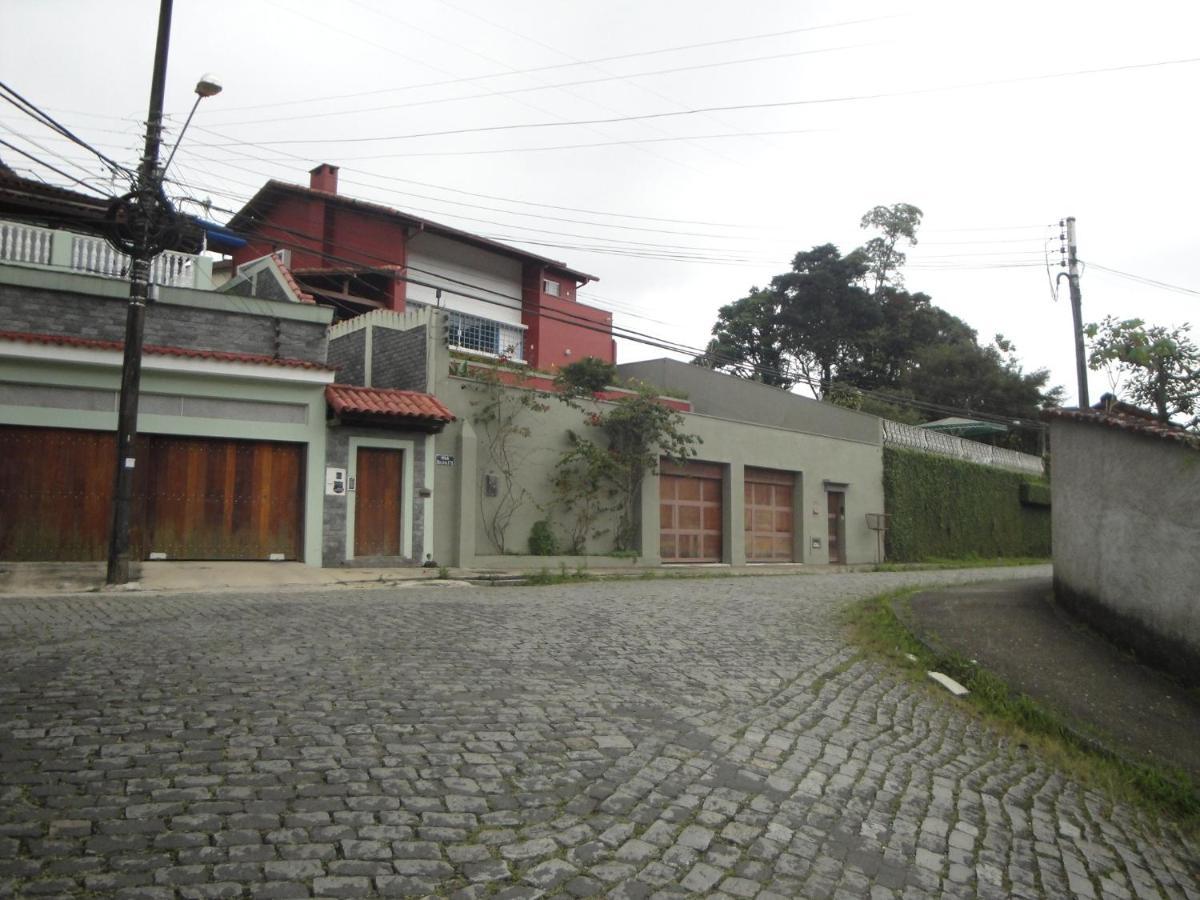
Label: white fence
xmin=0 ymin=219 xmax=207 ymax=288
xmin=882 ymin=419 xmax=1045 ymax=476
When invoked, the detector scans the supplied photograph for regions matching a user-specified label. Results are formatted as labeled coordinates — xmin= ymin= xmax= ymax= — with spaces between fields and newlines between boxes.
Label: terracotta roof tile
xmin=326 ymin=384 xmax=454 ymax=423
xmin=1042 ymin=407 xmax=1198 ymax=448
xmin=0 ymin=329 xmax=333 ymax=371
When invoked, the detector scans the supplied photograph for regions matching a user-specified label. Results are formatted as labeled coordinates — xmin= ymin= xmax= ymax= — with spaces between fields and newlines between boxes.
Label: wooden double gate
xmin=0 ymin=426 xmax=304 ymax=562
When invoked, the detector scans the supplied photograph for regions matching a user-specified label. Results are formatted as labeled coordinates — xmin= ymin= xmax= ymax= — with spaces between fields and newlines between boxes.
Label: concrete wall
xmin=1051 ymin=419 xmax=1200 ymax=684
xmin=616 ymin=359 xmax=882 ymax=445
xmin=432 ymin=347 xmax=884 ymax=566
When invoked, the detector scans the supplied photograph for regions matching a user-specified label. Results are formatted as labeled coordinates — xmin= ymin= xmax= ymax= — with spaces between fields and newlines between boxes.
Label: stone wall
xmin=327 ymin=330 xmax=365 ymax=386
xmin=0 ymin=282 xmax=328 ymax=364
xmin=372 ymin=325 xmax=427 ymax=391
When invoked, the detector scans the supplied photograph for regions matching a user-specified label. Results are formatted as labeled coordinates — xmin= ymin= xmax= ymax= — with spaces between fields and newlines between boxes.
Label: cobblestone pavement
xmin=1 ymin=566 xmax=1196 ymax=899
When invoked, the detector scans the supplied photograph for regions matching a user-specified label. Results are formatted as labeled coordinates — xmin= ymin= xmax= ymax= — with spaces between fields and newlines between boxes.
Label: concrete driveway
xmin=0 ymin=566 xmax=1195 ymax=898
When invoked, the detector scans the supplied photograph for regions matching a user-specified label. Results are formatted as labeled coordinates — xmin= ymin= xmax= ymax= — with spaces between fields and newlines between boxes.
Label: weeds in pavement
xmin=847 ymin=589 xmax=1200 ymax=831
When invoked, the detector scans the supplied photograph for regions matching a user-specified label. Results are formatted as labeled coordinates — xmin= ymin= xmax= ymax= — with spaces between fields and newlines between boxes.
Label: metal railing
xmin=425 ymin=304 xmax=525 ymax=363
xmin=0 ymin=219 xmax=207 ymax=288
xmin=882 ymin=419 xmax=1045 ymax=475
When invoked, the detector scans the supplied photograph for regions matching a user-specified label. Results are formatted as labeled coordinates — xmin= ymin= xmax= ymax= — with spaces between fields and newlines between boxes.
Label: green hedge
xmin=883 ymin=447 xmax=1050 ymax=561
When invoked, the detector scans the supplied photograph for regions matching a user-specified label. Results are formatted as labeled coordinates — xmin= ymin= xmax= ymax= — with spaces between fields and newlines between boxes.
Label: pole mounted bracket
xmin=105 ymin=185 xmax=181 ymax=259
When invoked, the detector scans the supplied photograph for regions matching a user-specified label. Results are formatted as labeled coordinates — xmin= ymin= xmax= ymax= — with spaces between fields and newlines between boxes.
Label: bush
xmin=883 ymin=447 xmax=1050 ymax=561
xmin=528 ymin=519 xmax=559 ymax=556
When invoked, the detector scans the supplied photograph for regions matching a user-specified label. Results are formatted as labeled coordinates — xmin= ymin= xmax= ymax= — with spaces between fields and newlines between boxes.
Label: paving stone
xmin=0 ymin=568 xmax=1190 ymax=900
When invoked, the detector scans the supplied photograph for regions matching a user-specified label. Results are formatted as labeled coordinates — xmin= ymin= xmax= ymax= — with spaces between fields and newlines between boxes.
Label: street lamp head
xmin=194 ymin=74 xmax=222 ymax=98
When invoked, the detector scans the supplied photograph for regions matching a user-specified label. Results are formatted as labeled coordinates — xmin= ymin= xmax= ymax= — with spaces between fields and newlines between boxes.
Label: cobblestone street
xmin=1 ymin=566 xmax=1196 ymax=899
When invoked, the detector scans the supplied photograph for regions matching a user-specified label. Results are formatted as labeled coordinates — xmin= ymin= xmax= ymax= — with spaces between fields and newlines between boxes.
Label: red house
xmin=226 ymin=164 xmax=613 ymax=370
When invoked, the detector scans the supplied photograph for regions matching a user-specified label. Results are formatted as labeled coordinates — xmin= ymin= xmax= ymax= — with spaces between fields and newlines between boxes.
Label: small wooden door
xmin=827 ymin=491 xmax=846 ymax=564
xmin=354 ymin=447 xmax=404 ymax=557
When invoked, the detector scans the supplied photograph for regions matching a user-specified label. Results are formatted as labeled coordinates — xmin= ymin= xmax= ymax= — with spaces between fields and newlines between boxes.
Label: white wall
xmin=406 ymin=233 xmax=523 ymax=326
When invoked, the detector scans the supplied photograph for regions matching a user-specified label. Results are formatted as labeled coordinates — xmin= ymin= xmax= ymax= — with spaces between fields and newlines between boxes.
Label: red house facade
xmin=227 ymin=164 xmax=614 ymax=370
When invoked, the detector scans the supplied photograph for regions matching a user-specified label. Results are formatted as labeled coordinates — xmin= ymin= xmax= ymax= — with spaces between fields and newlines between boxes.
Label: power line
xmin=1082 ymin=260 xmax=1200 ymax=299
xmin=207 ymin=41 xmax=881 ymax=128
xmin=195 ymin=56 xmax=1200 ymax=148
xmin=0 ymin=137 xmax=114 ymax=197
xmin=0 ymin=81 xmax=132 ymax=180
xmin=210 ymin=14 xmax=900 ymax=114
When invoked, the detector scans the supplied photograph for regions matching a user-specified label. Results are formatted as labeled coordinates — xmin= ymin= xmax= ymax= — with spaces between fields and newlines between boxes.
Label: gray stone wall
xmin=328 ymin=330 xmax=366 ymax=386
xmin=1051 ymin=419 xmax=1200 ymax=684
xmin=0 ymin=282 xmax=328 ymax=364
xmin=372 ymin=325 xmax=427 ymax=391
xmin=323 ymin=424 xmax=429 ymax=566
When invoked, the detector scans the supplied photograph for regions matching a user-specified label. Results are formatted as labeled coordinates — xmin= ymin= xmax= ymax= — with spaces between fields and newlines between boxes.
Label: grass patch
xmin=847 ymin=588 xmax=1200 ymax=830
xmin=523 ymin=564 xmax=594 ymax=586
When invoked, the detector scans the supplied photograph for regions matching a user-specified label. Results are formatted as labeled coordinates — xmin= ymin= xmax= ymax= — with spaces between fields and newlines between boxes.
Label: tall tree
xmin=695 ymin=244 xmax=877 ymax=397
xmin=1086 ymin=316 xmax=1200 ymax=429
xmin=859 ymin=203 xmax=923 ymax=294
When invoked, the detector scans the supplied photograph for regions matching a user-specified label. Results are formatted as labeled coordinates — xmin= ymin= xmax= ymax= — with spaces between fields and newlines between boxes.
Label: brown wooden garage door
xmin=0 ymin=426 xmax=304 ymax=561
xmin=745 ymin=467 xmax=795 ymax=562
xmin=142 ymin=435 xmax=304 ymax=560
xmin=660 ymin=460 xmax=722 ymax=563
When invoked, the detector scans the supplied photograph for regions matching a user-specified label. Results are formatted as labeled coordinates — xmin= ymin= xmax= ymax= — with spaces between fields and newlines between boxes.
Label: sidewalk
xmin=0 ymin=559 xmax=843 ymax=596
xmin=903 ymin=577 xmax=1200 ymax=781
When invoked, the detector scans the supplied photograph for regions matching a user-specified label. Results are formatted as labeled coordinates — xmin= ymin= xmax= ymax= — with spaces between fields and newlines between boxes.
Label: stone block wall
xmin=327 ymin=330 xmax=366 ymax=386
xmin=371 ymin=325 xmax=427 ymax=391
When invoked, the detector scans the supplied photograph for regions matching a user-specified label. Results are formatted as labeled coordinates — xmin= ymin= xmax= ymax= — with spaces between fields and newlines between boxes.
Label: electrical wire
xmin=0 ymin=81 xmax=132 ymax=180
xmin=194 ymin=55 xmax=1200 ymax=149
xmin=1082 ymin=260 xmax=1200 ymax=298
xmin=0 ymin=135 xmax=114 ymax=197
xmin=211 ymin=14 xmax=901 ymax=114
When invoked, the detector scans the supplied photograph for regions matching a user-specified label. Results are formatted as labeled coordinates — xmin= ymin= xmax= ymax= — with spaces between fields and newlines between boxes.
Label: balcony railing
xmin=882 ymin=419 xmax=1045 ymax=475
xmin=0 ymin=219 xmax=212 ymax=289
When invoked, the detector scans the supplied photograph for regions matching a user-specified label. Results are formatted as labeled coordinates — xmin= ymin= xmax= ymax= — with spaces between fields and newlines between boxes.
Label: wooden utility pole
xmin=1064 ymin=216 xmax=1089 ymax=409
xmin=106 ymin=0 xmax=174 ymax=585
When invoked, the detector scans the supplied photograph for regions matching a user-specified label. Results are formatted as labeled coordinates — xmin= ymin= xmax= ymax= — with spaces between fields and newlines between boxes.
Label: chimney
xmin=309 ymin=163 xmax=339 ymax=194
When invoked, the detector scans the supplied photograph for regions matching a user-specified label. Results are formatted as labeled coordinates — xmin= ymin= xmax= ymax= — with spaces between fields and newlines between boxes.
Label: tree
xmin=1086 ymin=317 xmax=1200 ymax=429
xmin=859 ymin=203 xmax=923 ymax=294
xmin=694 ymin=244 xmax=878 ymax=398
xmin=693 ymin=289 xmax=798 ymax=389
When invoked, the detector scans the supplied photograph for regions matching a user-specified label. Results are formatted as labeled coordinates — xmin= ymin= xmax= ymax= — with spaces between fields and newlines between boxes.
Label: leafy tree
xmin=1086 ymin=316 xmax=1200 ymax=429
xmin=694 ymin=289 xmax=798 ymax=389
xmin=859 ymin=203 xmax=923 ymax=294
xmin=695 ymin=244 xmax=877 ymax=397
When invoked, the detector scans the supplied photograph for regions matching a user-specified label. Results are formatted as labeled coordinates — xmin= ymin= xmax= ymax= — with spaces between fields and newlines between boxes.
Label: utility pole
xmin=1064 ymin=216 xmax=1089 ymax=410
xmin=106 ymin=0 xmax=176 ymax=585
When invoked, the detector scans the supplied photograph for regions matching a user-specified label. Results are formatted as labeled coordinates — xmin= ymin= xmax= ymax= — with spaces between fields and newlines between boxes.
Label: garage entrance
xmin=0 ymin=426 xmax=305 ymax=561
xmin=744 ymin=467 xmax=795 ymax=562
xmin=659 ymin=460 xmax=723 ymax=563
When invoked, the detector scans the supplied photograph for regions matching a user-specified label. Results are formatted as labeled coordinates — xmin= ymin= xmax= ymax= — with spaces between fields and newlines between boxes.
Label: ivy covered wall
xmin=883 ymin=447 xmax=1050 ymax=561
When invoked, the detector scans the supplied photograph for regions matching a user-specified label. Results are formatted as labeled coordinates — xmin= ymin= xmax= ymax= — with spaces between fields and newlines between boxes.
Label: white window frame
xmin=542 ymin=277 xmax=561 ymax=297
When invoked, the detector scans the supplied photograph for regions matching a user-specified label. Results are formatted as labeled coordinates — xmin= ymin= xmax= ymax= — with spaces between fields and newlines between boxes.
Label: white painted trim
xmin=346 ymin=436 xmax=416 ymax=560
xmin=0 ymin=341 xmax=336 ymax=384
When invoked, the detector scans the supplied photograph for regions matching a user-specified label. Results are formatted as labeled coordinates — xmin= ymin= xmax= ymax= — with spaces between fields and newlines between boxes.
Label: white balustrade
xmin=1 ymin=219 xmax=200 ymax=288
xmin=881 ymin=419 xmax=1045 ymax=475
xmin=0 ymin=220 xmax=53 ymax=266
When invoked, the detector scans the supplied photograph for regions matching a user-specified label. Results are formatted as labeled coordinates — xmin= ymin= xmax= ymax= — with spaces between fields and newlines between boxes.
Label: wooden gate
xmin=0 ymin=426 xmax=304 ymax=561
xmin=354 ymin=447 xmax=404 ymax=557
xmin=142 ymin=436 xmax=304 ymax=560
xmin=745 ymin=467 xmax=795 ymax=562
xmin=660 ymin=460 xmax=722 ymax=563
xmin=0 ymin=426 xmax=118 ymax=561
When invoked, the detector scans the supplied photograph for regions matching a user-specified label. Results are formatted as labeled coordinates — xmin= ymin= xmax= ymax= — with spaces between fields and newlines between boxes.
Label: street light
xmin=105 ymin=0 xmax=222 ymax=585
xmin=161 ymin=74 xmax=222 ymax=176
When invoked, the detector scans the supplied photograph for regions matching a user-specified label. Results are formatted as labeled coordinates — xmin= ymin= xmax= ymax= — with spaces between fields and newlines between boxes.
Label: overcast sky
xmin=4 ymin=0 xmax=1198 ymax=411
